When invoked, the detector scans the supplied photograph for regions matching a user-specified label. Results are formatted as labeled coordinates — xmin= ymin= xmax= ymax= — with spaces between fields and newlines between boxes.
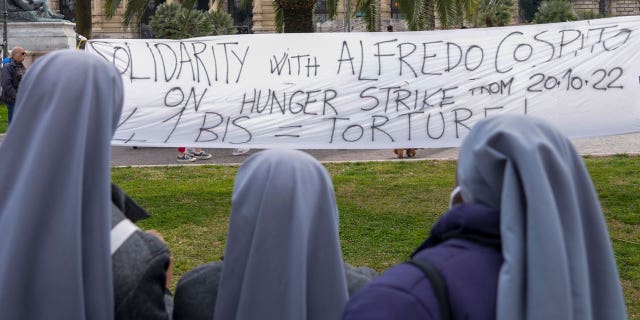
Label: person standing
xmin=1 ymin=46 xmax=27 ymax=125
xmin=176 ymin=147 xmax=212 ymax=162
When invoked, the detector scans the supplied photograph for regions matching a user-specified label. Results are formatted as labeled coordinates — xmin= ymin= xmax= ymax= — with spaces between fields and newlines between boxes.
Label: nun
xmin=0 ymin=50 xmax=173 ymax=320
xmin=173 ymin=149 xmax=377 ymax=320
xmin=342 ymin=115 xmax=626 ymax=320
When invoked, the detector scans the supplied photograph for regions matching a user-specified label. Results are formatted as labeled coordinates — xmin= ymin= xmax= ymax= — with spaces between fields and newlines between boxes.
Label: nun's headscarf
xmin=214 ymin=149 xmax=349 ymax=320
xmin=457 ymin=115 xmax=626 ymax=320
xmin=0 ymin=50 xmax=123 ymax=319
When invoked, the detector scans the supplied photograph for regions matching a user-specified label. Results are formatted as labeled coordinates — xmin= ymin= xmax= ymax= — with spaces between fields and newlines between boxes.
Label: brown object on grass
xmin=393 ymin=149 xmax=417 ymax=158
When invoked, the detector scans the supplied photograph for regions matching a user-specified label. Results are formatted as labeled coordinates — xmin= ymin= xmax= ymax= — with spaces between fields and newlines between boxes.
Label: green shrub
xmin=532 ymin=0 xmax=577 ymax=23
xmin=208 ymin=10 xmax=237 ymax=35
xmin=149 ymin=4 xmax=238 ymax=39
xmin=576 ymin=10 xmax=604 ymax=20
xmin=472 ymin=0 xmax=514 ymax=27
xmin=149 ymin=3 xmax=215 ymax=39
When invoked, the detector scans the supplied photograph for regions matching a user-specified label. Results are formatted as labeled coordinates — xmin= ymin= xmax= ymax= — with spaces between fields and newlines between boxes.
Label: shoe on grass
xmin=190 ymin=150 xmax=212 ymax=160
xmin=177 ymin=153 xmax=197 ymax=162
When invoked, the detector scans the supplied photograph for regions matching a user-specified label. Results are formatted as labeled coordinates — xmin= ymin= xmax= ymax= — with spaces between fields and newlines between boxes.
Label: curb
xmin=110 ymin=152 xmax=640 ymax=169
xmin=111 ymin=157 xmax=457 ymax=169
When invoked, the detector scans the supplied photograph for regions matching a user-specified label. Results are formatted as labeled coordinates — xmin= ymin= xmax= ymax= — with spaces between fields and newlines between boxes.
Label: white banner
xmin=87 ymin=16 xmax=640 ymax=149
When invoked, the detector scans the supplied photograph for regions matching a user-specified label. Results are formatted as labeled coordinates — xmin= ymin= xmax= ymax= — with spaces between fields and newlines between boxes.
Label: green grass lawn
xmin=112 ymin=155 xmax=640 ymax=318
xmin=2 ymin=84 xmax=634 ymax=316
xmin=0 ymin=104 xmax=7 ymax=133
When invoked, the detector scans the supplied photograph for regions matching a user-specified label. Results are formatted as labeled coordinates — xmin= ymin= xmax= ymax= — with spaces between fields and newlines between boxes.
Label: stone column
xmin=252 ymin=0 xmax=276 ymax=33
xmin=379 ymin=0 xmax=391 ymax=31
xmin=92 ymin=0 xmax=137 ymax=38
xmin=337 ymin=0 xmax=358 ymax=31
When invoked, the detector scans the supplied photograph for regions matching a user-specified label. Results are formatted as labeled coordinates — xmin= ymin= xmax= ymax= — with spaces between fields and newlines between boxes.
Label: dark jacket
xmin=111 ymin=184 xmax=173 ymax=320
xmin=1 ymin=61 xmax=26 ymax=105
xmin=342 ymin=204 xmax=503 ymax=320
xmin=173 ymin=261 xmax=377 ymax=320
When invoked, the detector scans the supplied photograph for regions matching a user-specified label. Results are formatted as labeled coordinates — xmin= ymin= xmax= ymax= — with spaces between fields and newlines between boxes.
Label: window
xmin=228 ymin=0 xmax=253 ymax=33
xmin=314 ymin=0 xmax=329 ymax=24
xmin=390 ymin=0 xmax=403 ymax=19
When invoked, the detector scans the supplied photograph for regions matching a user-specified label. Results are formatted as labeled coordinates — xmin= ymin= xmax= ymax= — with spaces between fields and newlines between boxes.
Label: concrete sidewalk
xmin=1 ymin=132 xmax=638 ymax=167
xmin=109 ymin=132 xmax=640 ymax=167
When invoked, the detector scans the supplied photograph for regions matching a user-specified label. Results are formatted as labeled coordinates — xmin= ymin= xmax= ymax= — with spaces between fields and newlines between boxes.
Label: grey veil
xmin=214 ymin=149 xmax=349 ymax=320
xmin=0 ymin=51 xmax=123 ymax=319
xmin=457 ymin=116 xmax=626 ymax=320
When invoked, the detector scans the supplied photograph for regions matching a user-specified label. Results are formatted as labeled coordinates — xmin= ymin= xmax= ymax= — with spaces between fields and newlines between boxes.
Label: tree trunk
xmin=76 ymin=0 xmax=92 ymax=39
xmin=276 ymin=0 xmax=316 ymax=33
xmin=424 ymin=0 xmax=435 ymax=30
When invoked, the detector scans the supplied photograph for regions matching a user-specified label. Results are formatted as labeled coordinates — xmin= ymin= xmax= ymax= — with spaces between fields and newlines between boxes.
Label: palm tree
xmin=353 ymin=0 xmax=379 ymax=32
xmin=397 ymin=0 xmax=475 ymax=30
xmin=261 ymin=0 xmax=378 ymax=33
xmin=239 ymin=0 xmax=329 ymax=33
xmin=104 ymin=0 xmax=160 ymax=27
xmin=273 ymin=0 xmax=317 ymax=32
xmin=110 ymin=0 xmax=378 ymax=34
xmin=76 ymin=0 xmax=92 ymax=38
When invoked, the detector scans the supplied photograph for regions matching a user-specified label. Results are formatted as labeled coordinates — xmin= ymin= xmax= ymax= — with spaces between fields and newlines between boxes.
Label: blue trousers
xmin=6 ymin=103 xmax=13 ymax=125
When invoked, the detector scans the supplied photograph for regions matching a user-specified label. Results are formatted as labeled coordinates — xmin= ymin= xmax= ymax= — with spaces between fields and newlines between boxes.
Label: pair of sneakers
xmin=177 ymin=150 xmax=212 ymax=162
xmin=232 ymin=148 xmax=250 ymax=156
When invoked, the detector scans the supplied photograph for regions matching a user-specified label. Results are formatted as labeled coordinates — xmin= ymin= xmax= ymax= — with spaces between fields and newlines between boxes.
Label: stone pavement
xmin=1 ymin=132 xmax=638 ymax=167
xmin=109 ymin=132 xmax=640 ymax=167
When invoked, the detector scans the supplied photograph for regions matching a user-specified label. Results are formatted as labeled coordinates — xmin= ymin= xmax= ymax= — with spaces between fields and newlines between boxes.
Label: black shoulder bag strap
xmin=405 ymin=258 xmax=452 ymax=320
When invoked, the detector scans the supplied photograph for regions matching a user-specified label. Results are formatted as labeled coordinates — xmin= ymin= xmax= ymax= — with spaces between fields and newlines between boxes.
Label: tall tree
xmin=354 ymin=0 xmax=379 ymax=32
xmin=273 ymin=0 xmax=316 ymax=33
xmin=76 ymin=0 xmax=92 ymax=38
xmin=397 ymin=0 xmax=474 ymax=30
xmin=263 ymin=0 xmax=379 ymax=33
xmin=105 ymin=0 xmax=160 ymax=27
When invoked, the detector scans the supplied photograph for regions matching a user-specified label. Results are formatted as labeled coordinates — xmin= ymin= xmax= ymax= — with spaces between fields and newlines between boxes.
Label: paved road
xmin=2 ymin=132 xmax=637 ymax=166
xmin=110 ymin=132 xmax=640 ymax=167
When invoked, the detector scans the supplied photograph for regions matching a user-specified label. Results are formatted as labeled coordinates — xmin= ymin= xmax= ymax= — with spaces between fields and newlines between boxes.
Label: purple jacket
xmin=343 ymin=204 xmax=503 ymax=320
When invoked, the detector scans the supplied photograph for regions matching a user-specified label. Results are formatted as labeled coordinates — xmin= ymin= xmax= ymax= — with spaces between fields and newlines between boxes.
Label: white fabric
xmin=110 ymin=218 xmax=140 ymax=254
xmin=86 ymin=16 xmax=640 ymax=149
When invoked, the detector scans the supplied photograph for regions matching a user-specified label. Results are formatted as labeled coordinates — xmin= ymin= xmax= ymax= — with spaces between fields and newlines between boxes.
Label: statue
xmin=0 ymin=0 xmax=66 ymax=22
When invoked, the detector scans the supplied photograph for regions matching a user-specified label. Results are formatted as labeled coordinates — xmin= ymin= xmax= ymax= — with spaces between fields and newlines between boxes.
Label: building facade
xmin=573 ymin=0 xmax=639 ymax=16
xmin=57 ymin=0 xmax=638 ymax=38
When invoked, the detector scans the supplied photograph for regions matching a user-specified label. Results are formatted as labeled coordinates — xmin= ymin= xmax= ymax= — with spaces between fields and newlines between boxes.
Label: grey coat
xmin=0 ymin=60 xmax=25 ymax=104
xmin=173 ymin=262 xmax=376 ymax=320
xmin=111 ymin=190 xmax=173 ymax=320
